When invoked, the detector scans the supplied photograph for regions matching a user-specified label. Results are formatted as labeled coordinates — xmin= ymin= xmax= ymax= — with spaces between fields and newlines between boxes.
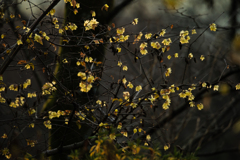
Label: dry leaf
xmin=17 ymin=60 xmax=27 ymax=65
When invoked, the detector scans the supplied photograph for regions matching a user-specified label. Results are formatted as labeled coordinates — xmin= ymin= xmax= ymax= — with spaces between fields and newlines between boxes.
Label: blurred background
xmin=0 ymin=0 xmax=240 ymax=159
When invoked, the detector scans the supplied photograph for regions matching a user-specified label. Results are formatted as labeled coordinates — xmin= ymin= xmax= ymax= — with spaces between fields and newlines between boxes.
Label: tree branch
xmin=139 ymin=69 xmax=240 ymax=140
xmin=0 ymin=0 xmax=60 ymax=75
xmin=42 ymin=140 xmax=87 ymax=157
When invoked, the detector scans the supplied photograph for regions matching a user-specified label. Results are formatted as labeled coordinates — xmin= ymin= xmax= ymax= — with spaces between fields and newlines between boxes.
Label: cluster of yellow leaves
xmin=145 ymin=33 xmax=152 ymax=39
xmin=25 ymin=63 xmax=34 ymax=70
xmin=116 ymin=27 xmax=125 ymax=35
xmin=53 ymin=17 xmax=58 ymax=24
xmin=179 ymin=89 xmax=195 ymax=101
xmin=210 ymin=23 xmax=217 ymax=31
xmin=132 ymin=18 xmax=138 ymax=25
xmin=64 ymin=0 xmax=80 ymax=9
xmin=23 ymin=26 xmax=30 ymax=33
xmin=28 ymin=108 xmax=36 ymax=116
xmin=23 ymin=79 xmax=31 ymax=89
xmin=9 ymin=96 xmax=25 ymax=108
xmin=123 ymin=91 xmax=130 ymax=100
xmin=140 ymin=42 xmax=148 ymax=55
xmin=178 ymin=85 xmax=205 ymax=110
xmin=160 ymin=86 xmax=175 ymax=110
xmin=1 ymin=133 xmax=7 ymax=139
xmin=26 ymin=139 xmax=37 ymax=147
xmin=34 ymin=34 xmax=43 ymax=45
xmin=44 ymin=120 xmax=52 ymax=129
xmin=42 ymin=81 xmax=57 ymax=95
xmin=160 ymin=29 xmax=166 ymax=37
xmin=133 ymin=32 xmax=143 ymax=44
xmin=0 ymin=93 xmax=6 ymax=103
xmin=40 ymin=31 xmax=50 ymax=41
xmin=99 ymin=122 xmax=109 ymax=127
xmin=123 ymin=65 xmax=128 ymax=71
xmin=48 ymin=9 xmax=55 ymax=16
xmin=27 ymin=92 xmax=36 ymax=98
xmin=192 ymin=29 xmax=197 ymax=34
xmin=68 ymin=22 xmax=78 ymax=31
xmin=165 ymin=68 xmax=172 ymax=77
xmin=84 ymin=18 xmax=99 ymax=31
xmin=151 ymin=41 xmax=161 ymax=49
xmin=1 ymin=148 xmax=11 ymax=159
xmin=78 ymin=71 xmax=95 ymax=92
xmin=108 ymin=27 xmax=130 ymax=43
xmin=48 ymin=110 xmax=65 ymax=119
xmin=9 ymin=84 xmax=18 ymax=91
xmin=162 ymin=38 xmax=172 ymax=46
xmin=0 ymin=11 xmax=5 ymax=19
xmin=180 ymin=30 xmax=190 ymax=44
xmin=75 ymin=111 xmax=86 ymax=121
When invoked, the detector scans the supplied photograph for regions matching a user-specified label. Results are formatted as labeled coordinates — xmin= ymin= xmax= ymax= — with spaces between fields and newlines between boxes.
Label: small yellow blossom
xmin=188 ymin=53 xmax=193 ymax=59
xmin=122 ymin=78 xmax=127 ymax=84
xmin=17 ymin=39 xmax=23 ymax=45
xmin=132 ymin=18 xmax=138 ymax=25
xmin=165 ymin=68 xmax=172 ymax=77
xmin=123 ymin=65 xmax=128 ymax=71
xmin=202 ymin=82 xmax=207 ymax=87
xmin=127 ymin=82 xmax=134 ymax=89
xmin=123 ymin=91 xmax=130 ymax=100
xmin=146 ymin=135 xmax=151 ymax=141
xmin=136 ymin=85 xmax=142 ymax=92
xmin=164 ymin=145 xmax=169 ymax=151
xmin=189 ymin=101 xmax=195 ymax=107
xmin=145 ymin=33 xmax=152 ymax=39
xmin=210 ymin=23 xmax=217 ymax=31
xmin=174 ymin=53 xmax=178 ymax=58
xmin=140 ymin=49 xmax=148 ymax=55
xmin=200 ymin=55 xmax=205 ymax=61
xmin=118 ymin=61 xmax=122 ymax=67
xmin=197 ymin=103 xmax=204 ymax=110
xmin=236 ymin=83 xmax=240 ymax=90
xmin=192 ymin=29 xmax=197 ymax=34
xmin=159 ymin=29 xmax=166 ymax=37
xmin=133 ymin=128 xmax=137 ymax=134
xmin=151 ymin=42 xmax=161 ymax=49
xmin=62 ymin=58 xmax=68 ymax=63
xmin=214 ymin=85 xmax=219 ymax=91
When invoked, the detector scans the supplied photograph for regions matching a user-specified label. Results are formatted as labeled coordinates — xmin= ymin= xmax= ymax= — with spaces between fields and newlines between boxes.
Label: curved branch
xmin=0 ymin=0 xmax=60 ymax=75
xmin=139 ymin=68 xmax=240 ymax=140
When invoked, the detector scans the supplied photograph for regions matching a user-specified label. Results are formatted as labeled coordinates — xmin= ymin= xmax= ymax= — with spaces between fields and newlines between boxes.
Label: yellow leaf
xmin=91 ymin=10 xmax=96 ymax=17
xmin=102 ymin=4 xmax=109 ymax=11
xmin=1 ymin=133 xmax=7 ymax=139
xmin=17 ymin=39 xmax=23 ymax=45
xmin=132 ymin=18 xmax=138 ymax=25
